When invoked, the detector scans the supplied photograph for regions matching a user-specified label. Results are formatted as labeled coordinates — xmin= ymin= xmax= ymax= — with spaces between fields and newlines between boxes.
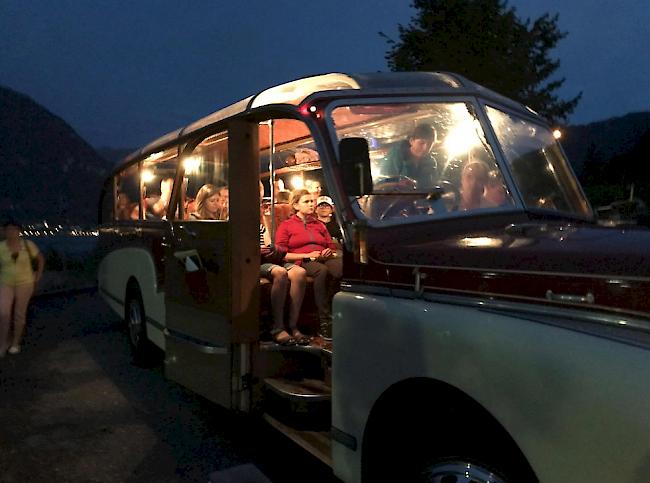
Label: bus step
xmin=263 ymin=413 xmax=332 ymax=468
xmin=260 ymin=340 xmax=332 ymax=367
xmin=263 ymin=377 xmax=331 ymax=431
xmin=263 ymin=377 xmax=331 ymax=402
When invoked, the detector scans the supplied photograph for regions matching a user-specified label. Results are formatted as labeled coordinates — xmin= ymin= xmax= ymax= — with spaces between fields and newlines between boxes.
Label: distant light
xmin=309 ymin=105 xmax=317 ymax=113
xmin=290 ymin=175 xmax=304 ymax=190
xmin=141 ymin=169 xmax=155 ymax=183
xmin=147 ymin=151 xmax=164 ymax=161
xmin=184 ymin=156 xmax=201 ymax=174
xmin=553 ymin=129 xmax=562 ymax=140
xmin=444 ymin=119 xmax=482 ymax=158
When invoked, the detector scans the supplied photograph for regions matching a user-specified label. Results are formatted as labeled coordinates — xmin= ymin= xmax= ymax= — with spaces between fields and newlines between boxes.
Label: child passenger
xmin=275 ymin=189 xmax=342 ymax=341
xmin=190 ymin=184 xmax=229 ymax=220
xmin=259 ymin=182 xmax=308 ymax=346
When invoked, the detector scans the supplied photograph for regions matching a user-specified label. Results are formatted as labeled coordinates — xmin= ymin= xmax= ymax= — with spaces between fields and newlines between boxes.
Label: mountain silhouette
xmin=561 ymin=112 xmax=650 ymax=177
xmin=0 ymin=85 xmax=108 ymax=224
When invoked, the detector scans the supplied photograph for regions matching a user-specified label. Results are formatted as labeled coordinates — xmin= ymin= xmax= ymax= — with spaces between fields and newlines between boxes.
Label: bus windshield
xmin=330 ymin=101 xmax=590 ymax=224
xmin=485 ymin=105 xmax=591 ymax=217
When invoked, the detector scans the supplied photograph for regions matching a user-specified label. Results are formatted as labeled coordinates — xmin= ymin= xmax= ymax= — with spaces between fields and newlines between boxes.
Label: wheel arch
xmin=361 ymin=377 xmax=538 ymax=482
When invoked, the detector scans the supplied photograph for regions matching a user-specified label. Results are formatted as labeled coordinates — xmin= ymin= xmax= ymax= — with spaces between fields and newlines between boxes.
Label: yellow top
xmin=0 ymin=239 xmax=40 ymax=286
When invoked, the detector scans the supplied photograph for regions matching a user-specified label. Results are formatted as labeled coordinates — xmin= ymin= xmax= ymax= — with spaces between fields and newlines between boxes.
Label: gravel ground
xmin=0 ymin=290 xmax=337 ymax=483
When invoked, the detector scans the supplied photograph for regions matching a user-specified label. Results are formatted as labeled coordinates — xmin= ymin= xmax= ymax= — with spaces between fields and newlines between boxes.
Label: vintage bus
xmin=98 ymin=72 xmax=650 ymax=483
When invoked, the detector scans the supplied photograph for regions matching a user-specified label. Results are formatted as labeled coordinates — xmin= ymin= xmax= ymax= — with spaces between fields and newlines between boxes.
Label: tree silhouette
xmin=383 ymin=0 xmax=581 ymax=122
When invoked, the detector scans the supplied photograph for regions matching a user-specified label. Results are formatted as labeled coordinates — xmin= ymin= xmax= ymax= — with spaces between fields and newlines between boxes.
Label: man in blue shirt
xmin=380 ymin=124 xmax=439 ymax=190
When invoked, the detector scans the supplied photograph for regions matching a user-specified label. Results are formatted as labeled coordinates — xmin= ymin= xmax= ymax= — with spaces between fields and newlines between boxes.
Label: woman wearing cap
xmin=0 ymin=219 xmax=45 ymax=356
xmin=315 ymin=196 xmax=342 ymax=243
xmin=275 ymin=189 xmax=342 ymax=341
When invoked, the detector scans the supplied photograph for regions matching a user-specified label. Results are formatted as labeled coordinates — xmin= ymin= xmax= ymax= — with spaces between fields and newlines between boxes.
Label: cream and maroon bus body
xmin=98 ymin=72 xmax=650 ymax=483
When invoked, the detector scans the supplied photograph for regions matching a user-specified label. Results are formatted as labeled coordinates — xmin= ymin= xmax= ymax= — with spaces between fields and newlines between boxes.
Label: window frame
xmin=324 ymin=95 xmax=523 ymax=227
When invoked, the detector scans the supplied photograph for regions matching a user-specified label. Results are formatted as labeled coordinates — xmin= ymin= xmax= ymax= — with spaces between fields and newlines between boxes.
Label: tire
xmin=413 ymin=412 xmax=534 ymax=483
xmin=124 ymin=286 xmax=156 ymax=365
xmin=419 ymin=458 xmax=509 ymax=483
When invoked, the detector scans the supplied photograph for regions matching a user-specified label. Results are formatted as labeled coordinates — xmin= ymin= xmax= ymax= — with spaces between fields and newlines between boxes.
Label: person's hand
xmin=306 ymin=251 xmax=321 ymax=260
xmin=320 ymin=248 xmax=334 ymax=259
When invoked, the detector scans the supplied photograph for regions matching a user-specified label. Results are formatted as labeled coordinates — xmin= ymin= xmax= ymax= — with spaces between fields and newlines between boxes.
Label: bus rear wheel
xmin=125 ymin=286 xmax=155 ymax=364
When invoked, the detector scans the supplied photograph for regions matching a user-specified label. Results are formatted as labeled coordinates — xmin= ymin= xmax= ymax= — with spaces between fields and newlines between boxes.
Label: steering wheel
xmin=371 ymin=176 xmax=460 ymax=220
xmin=426 ymin=180 xmax=460 ymax=213
xmin=371 ymin=176 xmax=418 ymax=220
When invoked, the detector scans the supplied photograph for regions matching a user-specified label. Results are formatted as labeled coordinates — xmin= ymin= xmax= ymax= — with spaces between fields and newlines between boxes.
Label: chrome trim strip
xmin=145 ymin=316 xmax=165 ymax=332
xmin=365 ymin=258 xmax=650 ymax=283
xmin=100 ymin=287 xmax=123 ymax=307
xmin=165 ymin=328 xmax=229 ymax=355
xmin=341 ymin=282 xmax=650 ymax=350
xmin=340 ymin=282 xmax=391 ymax=296
xmin=331 ymin=426 xmax=357 ymax=451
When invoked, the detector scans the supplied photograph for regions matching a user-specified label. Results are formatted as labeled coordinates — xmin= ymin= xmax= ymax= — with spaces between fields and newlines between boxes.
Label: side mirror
xmin=339 ymin=137 xmax=373 ymax=196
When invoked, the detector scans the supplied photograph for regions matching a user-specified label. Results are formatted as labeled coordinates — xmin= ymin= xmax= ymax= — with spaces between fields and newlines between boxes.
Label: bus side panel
xmin=98 ymin=245 xmax=166 ymax=350
xmin=332 ymin=291 xmax=650 ymax=483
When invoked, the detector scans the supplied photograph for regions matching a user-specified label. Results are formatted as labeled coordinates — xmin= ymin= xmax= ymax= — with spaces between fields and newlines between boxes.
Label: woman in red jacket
xmin=275 ymin=189 xmax=342 ymax=340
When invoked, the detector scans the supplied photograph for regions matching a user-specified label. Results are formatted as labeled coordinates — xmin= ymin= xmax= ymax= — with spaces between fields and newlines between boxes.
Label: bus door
xmin=163 ymin=122 xmax=260 ymax=409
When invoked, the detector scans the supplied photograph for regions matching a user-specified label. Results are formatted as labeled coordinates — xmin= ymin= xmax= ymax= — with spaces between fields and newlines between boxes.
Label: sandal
xmin=292 ymin=331 xmax=312 ymax=346
xmin=272 ymin=330 xmax=297 ymax=346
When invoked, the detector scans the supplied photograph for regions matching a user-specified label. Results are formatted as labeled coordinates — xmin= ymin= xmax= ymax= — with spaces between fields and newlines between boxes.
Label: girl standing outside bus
xmin=0 ymin=219 xmax=44 ymax=356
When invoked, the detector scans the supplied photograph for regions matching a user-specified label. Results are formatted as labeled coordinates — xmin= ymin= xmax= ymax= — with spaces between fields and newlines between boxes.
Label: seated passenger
xmin=147 ymin=177 xmax=174 ymax=219
xmin=275 ymin=189 xmax=290 ymax=204
xmin=116 ymin=193 xmax=139 ymax=220
xmin=184 ymin=198 xmax=196 ymax=219
xmin=482 ymin=170 xmax=510 ymax=208
xmin=380 ymin=124 xmax=440 ymax=190
xmin=315 ymin=196 xmax=342 ymax=245
xmin=190 ymin=184 xmax=228 ymax=220
xmin=217 ymin=186 xmax=229 ymax=220
xmin=275 ymin=189 xmax=342 ymax=341
xmin=459 ymin=161 xmax=490 ymax=211
xmin=306 ymin=179 xmax=322 ymax=198
xmin=259 ymin=182 xmax=308 ymax=345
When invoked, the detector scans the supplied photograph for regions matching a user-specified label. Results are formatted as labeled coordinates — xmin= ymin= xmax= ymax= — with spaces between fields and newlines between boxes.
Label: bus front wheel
xmin=420 ymin=459 xmax=508 ymax=483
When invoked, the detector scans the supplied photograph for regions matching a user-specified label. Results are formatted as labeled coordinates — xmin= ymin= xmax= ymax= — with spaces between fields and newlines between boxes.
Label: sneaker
xmin=8 ymin=346 xmax=20 ymax=355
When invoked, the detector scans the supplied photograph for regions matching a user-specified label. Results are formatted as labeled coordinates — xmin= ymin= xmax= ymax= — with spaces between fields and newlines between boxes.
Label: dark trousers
xmin=302 ymin=258 xmax=342 ymax=327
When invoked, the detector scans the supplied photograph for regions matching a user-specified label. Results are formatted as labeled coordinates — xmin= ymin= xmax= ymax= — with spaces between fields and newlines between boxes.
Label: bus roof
xmin=122 ymin=71 xmax=532 ymax=166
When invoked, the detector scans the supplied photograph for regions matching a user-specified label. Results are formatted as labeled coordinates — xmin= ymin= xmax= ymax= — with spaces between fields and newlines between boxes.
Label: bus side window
xmin=141 ymin=147 xmax=179 ymax=220
xmin=115 ymin=164 xmax=140 ymax=220
xmin=182 ymin=131 xmax=229 ymax=221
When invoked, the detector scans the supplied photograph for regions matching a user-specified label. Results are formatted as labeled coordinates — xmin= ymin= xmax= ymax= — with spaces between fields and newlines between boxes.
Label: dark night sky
xmin=1 ymin=0 xmax=648 ymax=149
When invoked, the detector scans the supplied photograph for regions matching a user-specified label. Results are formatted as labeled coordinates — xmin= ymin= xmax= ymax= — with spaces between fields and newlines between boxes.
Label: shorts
xmin=260 ymin=262 xmax=296 ymax=279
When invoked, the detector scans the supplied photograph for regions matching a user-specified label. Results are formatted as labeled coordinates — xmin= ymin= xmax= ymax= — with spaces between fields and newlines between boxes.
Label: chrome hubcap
xmin=128 ymin=301 xmax=142 ymax=346
xmin=424 ymin=461 xmax=506 ymax=483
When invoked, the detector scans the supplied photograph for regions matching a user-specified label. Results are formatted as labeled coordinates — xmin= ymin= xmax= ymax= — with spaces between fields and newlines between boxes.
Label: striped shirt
xmin=259 ymin=224 xmax=266 ymax=247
